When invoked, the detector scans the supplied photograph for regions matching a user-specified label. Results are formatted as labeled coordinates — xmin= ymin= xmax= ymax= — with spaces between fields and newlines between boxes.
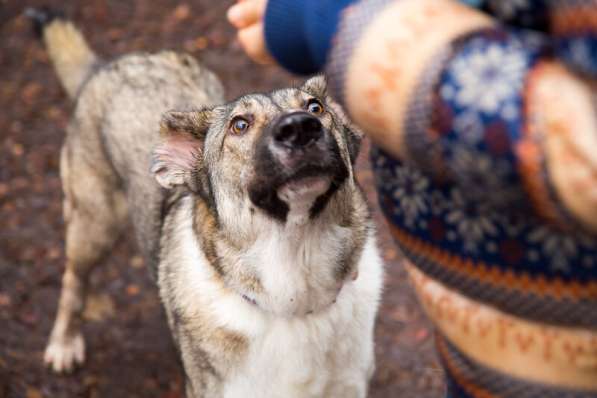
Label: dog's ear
xmin=343 ymin=122 xmax=363 ymax=165
xmin=301 ymin=75 xmax=327 ymax=98
xmin=151 ymin=108 xmax=211 ymax=191
xmin=326 ymin=99 xmax=363 ymax=165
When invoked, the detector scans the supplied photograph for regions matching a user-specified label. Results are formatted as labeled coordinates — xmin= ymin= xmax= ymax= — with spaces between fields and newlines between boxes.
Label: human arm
xmin=326 ymin=0 xmax=597 ymax=232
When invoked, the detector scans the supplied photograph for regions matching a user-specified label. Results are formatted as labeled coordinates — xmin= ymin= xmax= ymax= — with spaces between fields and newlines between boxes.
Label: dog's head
xmin=152 ymin=77 xmax=362 ymax=223
xmin=151 ymin=77 xmax=367 ymax=316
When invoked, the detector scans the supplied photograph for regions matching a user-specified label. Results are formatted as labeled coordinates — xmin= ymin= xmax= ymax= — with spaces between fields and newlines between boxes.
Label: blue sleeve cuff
xmin=264 ymin=0 xmax=356 ymax=75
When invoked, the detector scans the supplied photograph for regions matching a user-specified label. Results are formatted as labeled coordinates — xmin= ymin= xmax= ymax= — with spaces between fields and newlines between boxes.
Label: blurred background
xmin=0 ymin=1 xmax=444 ymax=397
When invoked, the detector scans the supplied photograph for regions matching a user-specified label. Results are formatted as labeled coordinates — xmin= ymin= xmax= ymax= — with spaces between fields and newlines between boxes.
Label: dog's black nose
xmin=273 ymin=112 xmax=323 ymax=149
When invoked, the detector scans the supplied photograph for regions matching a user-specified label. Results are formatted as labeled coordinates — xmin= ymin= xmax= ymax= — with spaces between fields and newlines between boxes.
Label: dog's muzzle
xmin=272 ymin=112 xmax=323 ymax=150
xmin=249 ymin=111 xmax=349 ymax=222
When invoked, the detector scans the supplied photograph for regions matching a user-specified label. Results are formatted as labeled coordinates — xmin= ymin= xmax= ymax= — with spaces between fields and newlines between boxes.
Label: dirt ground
xmin=0 ymin=1 xmax=445 ymax=397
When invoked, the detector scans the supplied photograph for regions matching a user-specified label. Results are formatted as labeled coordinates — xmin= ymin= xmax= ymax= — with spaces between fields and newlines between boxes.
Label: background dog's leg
xmin=44 ymin=143 xmax=128 ymax=373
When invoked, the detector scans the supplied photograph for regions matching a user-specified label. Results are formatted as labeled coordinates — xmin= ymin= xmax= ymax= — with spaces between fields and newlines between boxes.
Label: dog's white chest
xmin=222 ymin=294 xmax=374 ymax=398
xmin=222 ymin=240 xmax=383 ymax=398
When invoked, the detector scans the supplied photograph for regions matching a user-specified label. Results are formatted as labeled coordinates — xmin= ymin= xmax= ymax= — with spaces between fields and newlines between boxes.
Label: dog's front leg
xmin=44 ymin=145 xmax=128 ymax=373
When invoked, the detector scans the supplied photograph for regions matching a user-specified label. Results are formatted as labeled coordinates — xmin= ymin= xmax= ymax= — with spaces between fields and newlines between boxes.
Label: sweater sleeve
xmin=264 ymin=0 xmax=357 ymax=75
xmin=322 ymin=0 xmax=597 ymax=233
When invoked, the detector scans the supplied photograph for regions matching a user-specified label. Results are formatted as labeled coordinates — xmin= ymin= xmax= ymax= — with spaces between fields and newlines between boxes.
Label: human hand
xmin=227 ymin=0 xmax=275 ymax=65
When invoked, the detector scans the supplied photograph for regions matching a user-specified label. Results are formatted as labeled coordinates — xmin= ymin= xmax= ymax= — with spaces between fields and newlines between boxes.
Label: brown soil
xmin=0 ymin=1 xmax=444 ymax=397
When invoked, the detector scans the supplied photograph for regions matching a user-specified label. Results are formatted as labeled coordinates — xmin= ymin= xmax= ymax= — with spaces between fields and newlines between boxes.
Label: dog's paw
xmin=44 ymin=332 xmax=85 ymax=373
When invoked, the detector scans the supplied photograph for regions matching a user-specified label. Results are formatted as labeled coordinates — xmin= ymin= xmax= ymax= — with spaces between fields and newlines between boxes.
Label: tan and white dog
xmin=31 ymin=9 xmax=384 ymax=398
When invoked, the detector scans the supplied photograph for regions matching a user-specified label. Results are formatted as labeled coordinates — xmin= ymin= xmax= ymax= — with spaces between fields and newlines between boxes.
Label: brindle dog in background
xmin=30 ymin=8 xmax=383 ymax=398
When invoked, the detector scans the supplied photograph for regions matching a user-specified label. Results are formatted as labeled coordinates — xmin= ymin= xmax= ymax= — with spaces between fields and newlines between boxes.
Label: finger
xmin=238 ymin=23 xmax=274 ymax=65
xmin=227 ymin=0 xmax=266 ymax=29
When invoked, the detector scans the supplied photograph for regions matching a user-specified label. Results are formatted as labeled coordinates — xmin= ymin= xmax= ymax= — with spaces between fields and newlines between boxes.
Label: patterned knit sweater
xmin=264 ymin=1 xmax=597 ymax=397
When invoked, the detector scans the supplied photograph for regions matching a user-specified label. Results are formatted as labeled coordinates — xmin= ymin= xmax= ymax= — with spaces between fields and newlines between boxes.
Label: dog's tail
xmin=25 ymin=7 xmax=99 ymax=99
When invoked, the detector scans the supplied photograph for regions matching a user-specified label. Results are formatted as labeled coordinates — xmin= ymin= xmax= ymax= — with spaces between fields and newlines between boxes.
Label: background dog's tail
xmin=25 ymin=7 xmax=99 ymax=99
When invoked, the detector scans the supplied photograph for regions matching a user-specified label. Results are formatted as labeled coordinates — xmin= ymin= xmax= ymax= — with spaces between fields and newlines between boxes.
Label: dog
xmin=31 ymin=9 xmax=383 ymax=398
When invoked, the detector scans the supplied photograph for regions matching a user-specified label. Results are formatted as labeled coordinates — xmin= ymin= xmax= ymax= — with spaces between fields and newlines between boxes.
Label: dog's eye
xmin=306 ymin=99 xmax=324 ymax=115
xmin=230 ymin=117 xmax=250 ymax=135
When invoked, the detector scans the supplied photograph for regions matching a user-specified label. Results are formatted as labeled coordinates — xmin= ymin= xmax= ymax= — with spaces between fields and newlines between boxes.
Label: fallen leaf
xmin=11 ymin=143 xmax=24 ymax=157
xmin=415 ymin=328 xmax=429 ymax=343
xmin=83 ymin=294 xmax=115 ymax=322
xmin=107 ymin=28 xmax=124 ymax=41
xmin=184 ymin=36 xmax=209 ymax=52
xmin=172 ymin=4 xmax=190 ymax=21
xmin=83 ymin=375 xmax=100 ymax=387
xmin=129 ymin=255 xmax=144 ymax=269
xmin=26 ymin=387 xmax=42 ymax=398
xmin=194 ymin=36 xmax=209 ymax=50
xmin=45 ymin=105 xmax=63 ymax=120
xmin=0 ymin=293 xmax=11 ymax=307
xmin=21 ymin=82 xmax=42 ymax=105
xmin=46 ymin=247 xmax=61 ymax=260
xmin=126 ymin=284 xmax=140 ymax=296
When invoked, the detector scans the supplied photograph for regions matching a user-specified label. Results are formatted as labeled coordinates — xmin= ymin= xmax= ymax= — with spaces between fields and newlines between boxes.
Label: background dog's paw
xmin=44 ymin=333 xmax=85 ymax=373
